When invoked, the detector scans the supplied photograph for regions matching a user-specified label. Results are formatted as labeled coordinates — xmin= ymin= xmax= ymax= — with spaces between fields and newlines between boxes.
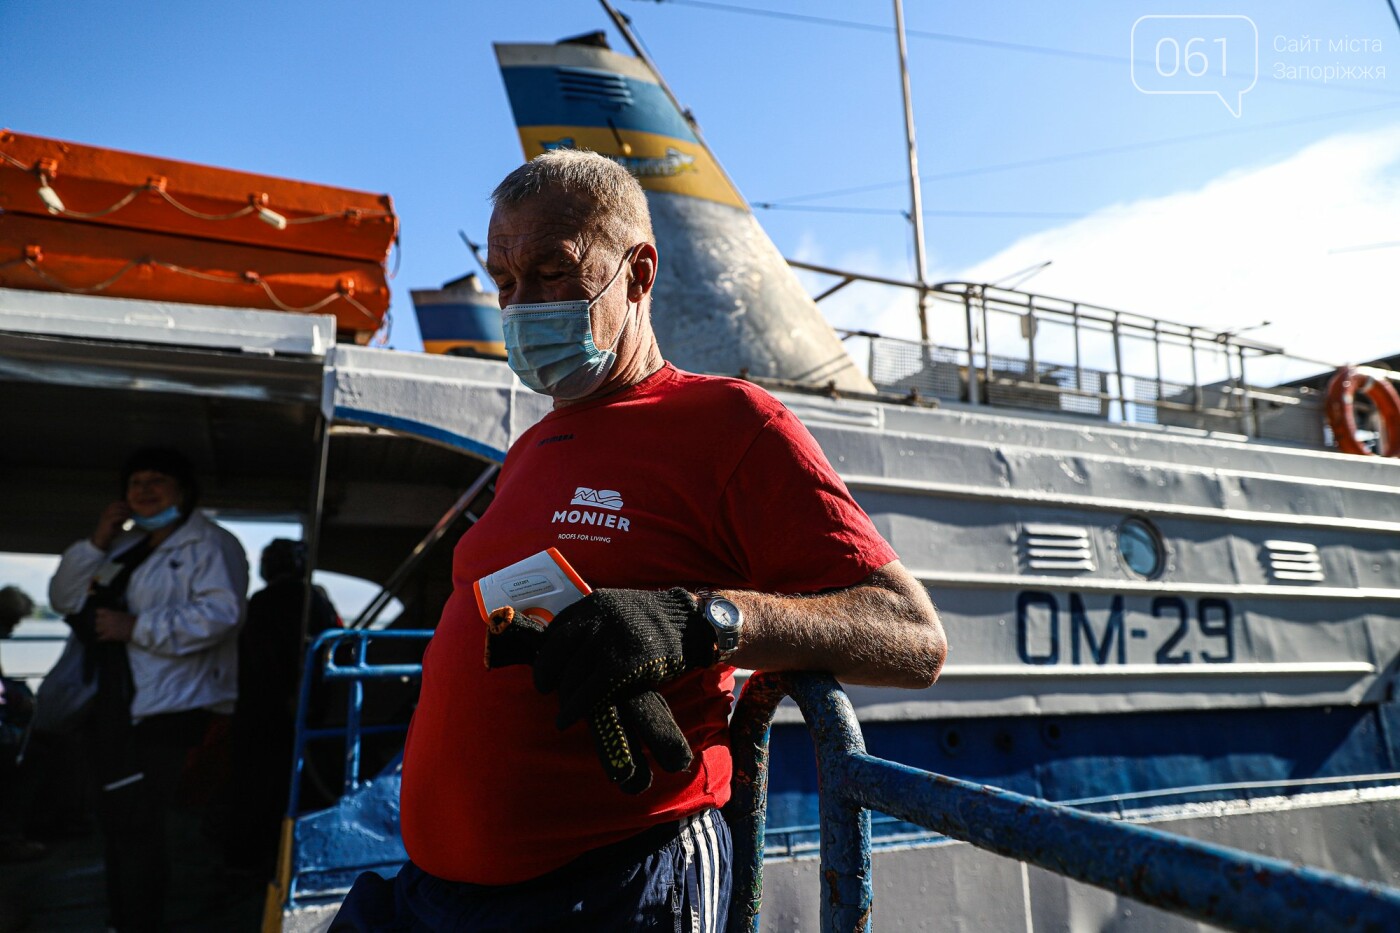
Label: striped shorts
xmin=331 ymin=807 xmax=732 ymax=932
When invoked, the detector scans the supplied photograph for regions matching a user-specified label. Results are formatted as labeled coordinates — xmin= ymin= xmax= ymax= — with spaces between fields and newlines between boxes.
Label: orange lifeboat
xmin=0 ymin=129 xmax=397 ymax=341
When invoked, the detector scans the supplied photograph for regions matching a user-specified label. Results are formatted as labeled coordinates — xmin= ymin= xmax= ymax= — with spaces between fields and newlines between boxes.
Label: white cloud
xmin=952 ymin=125 xmax=1400 ymax=380
xmin=816 ymin=124 xmax=1400 ymax=386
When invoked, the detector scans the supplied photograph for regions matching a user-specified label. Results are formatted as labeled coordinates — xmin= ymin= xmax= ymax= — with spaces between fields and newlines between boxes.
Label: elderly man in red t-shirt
xmin=332 ymin=150 xmax=945 ymax=932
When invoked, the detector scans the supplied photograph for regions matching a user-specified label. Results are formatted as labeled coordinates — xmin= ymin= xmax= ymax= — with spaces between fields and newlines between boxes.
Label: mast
xmin=598 ymin=0 xmax=746 ymax=204
xmin=893 ymin=0 xmax=932 ymax=343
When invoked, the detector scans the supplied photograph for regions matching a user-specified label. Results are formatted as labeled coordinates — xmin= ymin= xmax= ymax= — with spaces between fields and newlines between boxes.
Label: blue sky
xmin=2 ymin=1 xmax=1398 ymax=626
xmin=4 ymin=0 xmax=1397 ymax=360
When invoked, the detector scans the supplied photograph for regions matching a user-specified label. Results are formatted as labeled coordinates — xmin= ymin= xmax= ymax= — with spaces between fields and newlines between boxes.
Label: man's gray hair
xmin=491 ymin=149 xmax=654 ymax=252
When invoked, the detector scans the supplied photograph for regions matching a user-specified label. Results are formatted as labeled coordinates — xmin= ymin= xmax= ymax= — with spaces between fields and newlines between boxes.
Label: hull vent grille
xmin=1263 ymin=540 xmax=1324 ymax=582
xmin=555 ymin=67 xmax=633 ymax=108
xmin=1022 ymin=523 xmax=1095 ymax=572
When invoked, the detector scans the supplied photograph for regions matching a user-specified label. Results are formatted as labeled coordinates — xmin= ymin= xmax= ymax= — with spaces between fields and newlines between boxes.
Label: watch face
xmin=706 ymin=597 xmax=741 ymax=631
xmin=704 ymin=597 xmax=742 ymax=654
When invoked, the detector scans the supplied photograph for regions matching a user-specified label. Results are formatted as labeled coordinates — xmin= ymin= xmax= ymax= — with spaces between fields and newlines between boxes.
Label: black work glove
xmin=482 ymin=606 xmax=547 ymax=669
xmin=533 ymin=588 xmax=717 ymax=731
xmin=590 ymin=690 xmax=693 ymax=794
xmin=483 ymin=604 xmax=696 ymax=794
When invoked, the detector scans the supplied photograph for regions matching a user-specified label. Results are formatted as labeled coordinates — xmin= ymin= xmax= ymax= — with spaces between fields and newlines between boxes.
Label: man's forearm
xmin=714 ymin=560 xmax=946 ymax=688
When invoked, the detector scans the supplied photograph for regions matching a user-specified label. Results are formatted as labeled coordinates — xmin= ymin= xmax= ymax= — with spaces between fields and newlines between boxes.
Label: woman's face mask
xmin=501 ymin=246 xmax=639 ymax=401
xmin=130 ymin=505 xmax=182 ymax=531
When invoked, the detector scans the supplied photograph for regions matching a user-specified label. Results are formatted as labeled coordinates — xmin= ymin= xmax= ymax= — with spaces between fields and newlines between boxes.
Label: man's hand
xmin=94 ymin=608 xmax=137 ymax=642
xmin=483 ymin=602 xmax=696 ymax=794
xmin=483 ymin=606 xmax=547 ymax=668
xmin=589 ymin=690 xmax=692 ymax=794
xmin=91 ymin=501 xmax=131 ymax=551
xmin=532 ymin=588 xmax=716 ymax=730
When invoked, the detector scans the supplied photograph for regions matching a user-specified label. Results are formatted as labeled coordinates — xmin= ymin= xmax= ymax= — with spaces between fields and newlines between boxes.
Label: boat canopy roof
xmin=0 ymin=289 xmax=536 ymax=591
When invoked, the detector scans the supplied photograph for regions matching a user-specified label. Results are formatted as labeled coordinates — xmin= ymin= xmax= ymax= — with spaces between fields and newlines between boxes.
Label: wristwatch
xmin=698 ymin=594 xmax=744 ymax=657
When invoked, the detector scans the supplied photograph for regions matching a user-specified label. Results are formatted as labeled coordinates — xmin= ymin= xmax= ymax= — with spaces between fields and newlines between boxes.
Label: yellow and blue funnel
xmin=410 ymin=272 xmax=506 ymax=359
xmin=495 ymin=38 xmax=872 ymax=392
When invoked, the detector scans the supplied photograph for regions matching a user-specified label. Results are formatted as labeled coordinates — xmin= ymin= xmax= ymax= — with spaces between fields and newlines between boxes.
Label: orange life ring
xmin=1324 ymin=365 xmax=1400 ymax=457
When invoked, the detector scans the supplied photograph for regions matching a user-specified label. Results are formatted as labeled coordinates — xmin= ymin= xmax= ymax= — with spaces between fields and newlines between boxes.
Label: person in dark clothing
xmin=225 ymin=538 xmax=340 ymax=874
xmin=0 ymin=585 xmax=43 ymax=864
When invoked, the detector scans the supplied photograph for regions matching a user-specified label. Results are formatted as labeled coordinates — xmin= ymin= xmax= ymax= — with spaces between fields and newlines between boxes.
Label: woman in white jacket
xmin=49 ymin=447 xmax=248 ymax=933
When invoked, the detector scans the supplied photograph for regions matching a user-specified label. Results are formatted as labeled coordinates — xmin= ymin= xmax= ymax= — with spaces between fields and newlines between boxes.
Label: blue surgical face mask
xmin=502 ymin=247 xmax=639 ymax=400
xmin=131 ymin=505 xmax=182 ymax=532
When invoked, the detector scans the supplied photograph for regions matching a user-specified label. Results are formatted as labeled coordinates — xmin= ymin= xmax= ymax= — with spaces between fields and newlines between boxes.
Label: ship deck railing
xmin=788 ymin=268 xmax=1394 ymax=450
xmin=278 ymin=631 xmax=1400 ymax=931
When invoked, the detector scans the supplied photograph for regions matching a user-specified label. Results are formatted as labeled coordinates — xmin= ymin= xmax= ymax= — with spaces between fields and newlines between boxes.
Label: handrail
xmin=725 ymin=671 xmax=1400 ymax=933
xmin=280 ymin=641 xmax=1400 ymax=929
xmin=803 ymin=272 xmax=1389 ymax=446
xmin=287 ymin=628 xmax=433 ymax=815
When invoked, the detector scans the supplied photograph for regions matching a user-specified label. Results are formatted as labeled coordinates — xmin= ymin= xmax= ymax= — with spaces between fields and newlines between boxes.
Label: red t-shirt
xmin=400 ymin=364 xmax=897 ymax=884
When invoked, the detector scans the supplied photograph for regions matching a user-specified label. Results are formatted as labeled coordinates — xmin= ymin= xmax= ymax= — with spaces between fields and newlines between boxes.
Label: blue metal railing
xmin=287 ymin=628 xmax=432 ymax=817
xmin=761 ymin=769 xmax=1400 ymax=857
xmin=278 ymin=629 xmax=432 ymax=914
xmin=282 ymin=638 xmax=1400 ymax=930
xmin=725 ymin=671 xmax=1400 ymax=933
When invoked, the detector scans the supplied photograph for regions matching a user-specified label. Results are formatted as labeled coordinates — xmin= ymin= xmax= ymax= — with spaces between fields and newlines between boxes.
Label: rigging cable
xmin=760 ymin=98 xmax=1400 ymax=206
xmin=638 ymin=0 xmax=1400 ymax=100
xmin=632 ymin=0 xmax=1400 ymax=208
xmin=1328 ymin=239 xmax=1400 ymax=254
xmin=9 ymin=253 xmax=380 ymax=323
xmin=642 ymin=0 xmax=1140 ymax=65
xmin=751 ymin=203 xmax=1089 ymax=220
xmin=0 ymin=159 xmax=394 ymax=228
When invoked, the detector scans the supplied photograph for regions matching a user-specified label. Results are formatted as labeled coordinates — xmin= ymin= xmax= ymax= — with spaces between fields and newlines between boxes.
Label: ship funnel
xmin=411 ymin=272 xmax=507 ymax=359
xmin=494 ymin=41 xmax=873 ymax=392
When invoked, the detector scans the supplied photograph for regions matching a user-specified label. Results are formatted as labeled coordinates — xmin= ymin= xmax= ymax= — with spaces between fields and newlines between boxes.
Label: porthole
xmin=1117 ymin=518 xmax=1164 ymax=579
